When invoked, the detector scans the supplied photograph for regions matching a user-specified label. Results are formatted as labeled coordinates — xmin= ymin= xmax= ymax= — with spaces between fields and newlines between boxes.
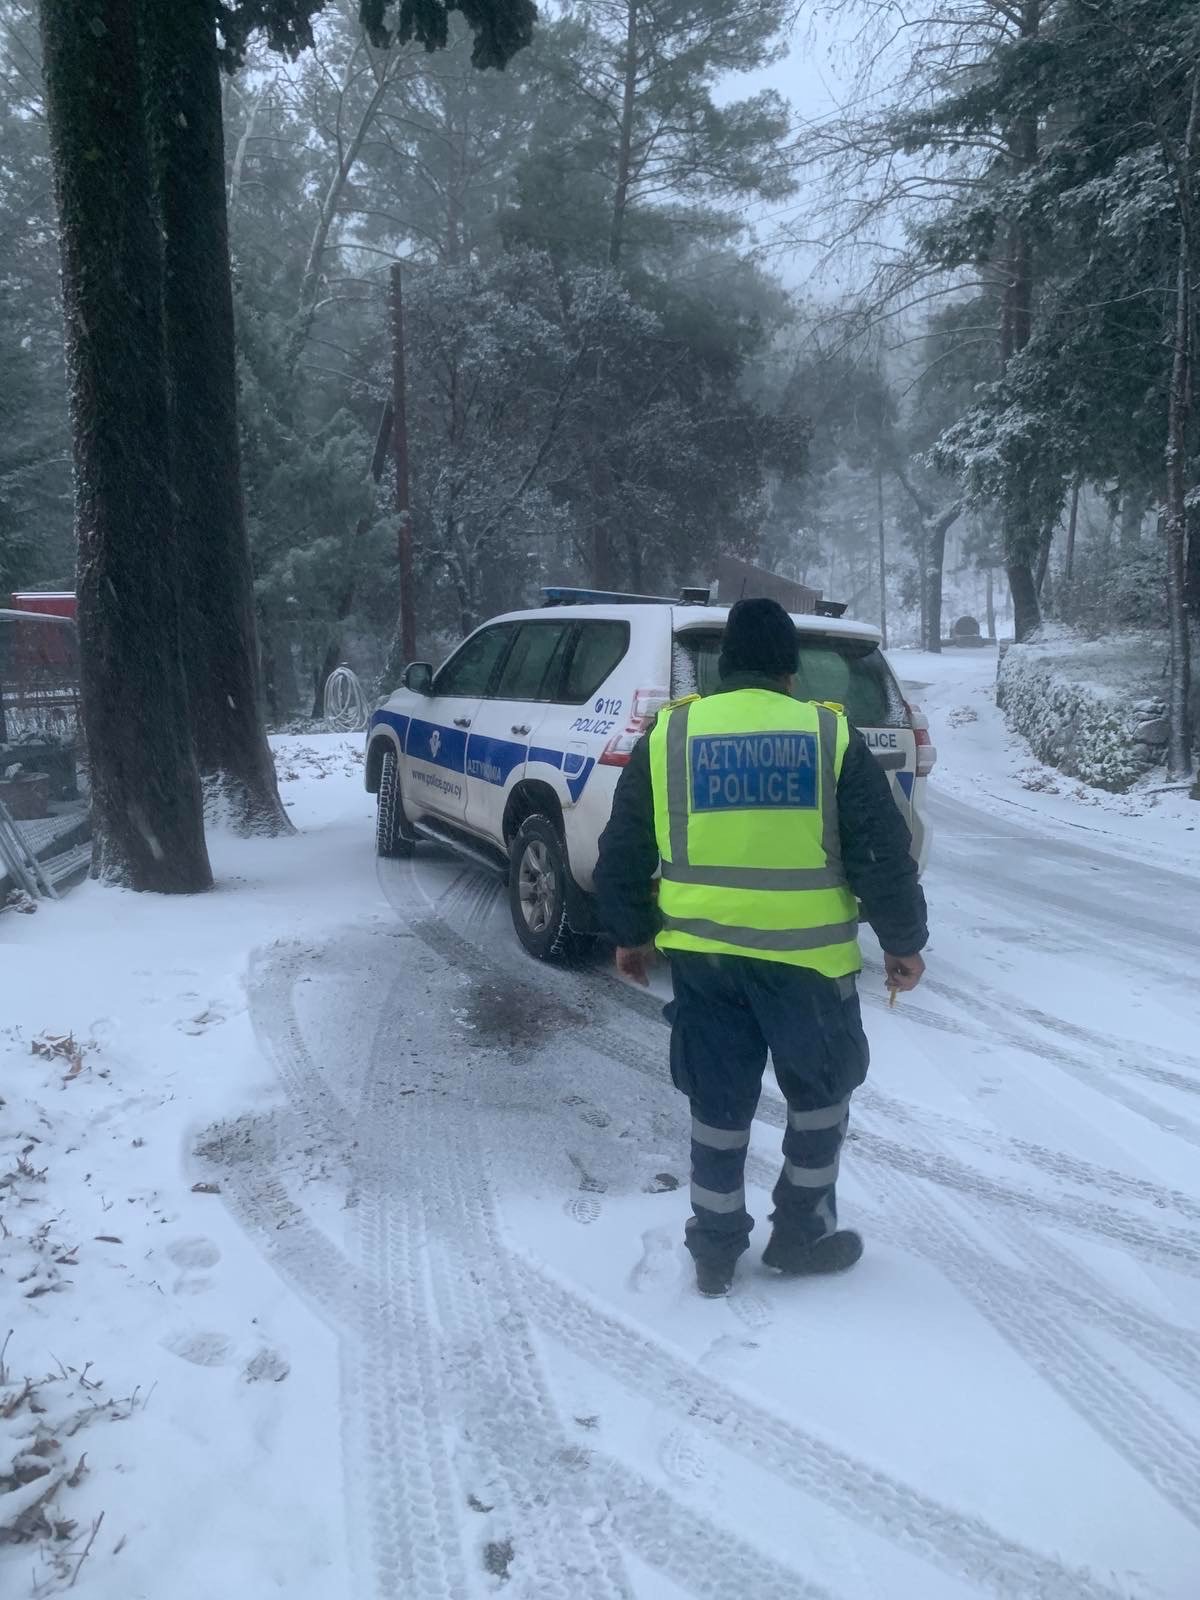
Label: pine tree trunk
xmin=140 ymin=0 xmax=292 ymax=836
xmin=924 ymin=503 xmax=959 ymax=652
xmin=985 ymin=567 xmax=996 ymax=640
xmin=1064 ymin=474 xmax=1080 ymax=586
xmin=1000 ymin=2 xmax=1043 ymax=643
xmin=1008 ymin=561 xmax=1042 ymax=644
xmin=1164 ymin=66 xmax=1199 ymax=784
xmin=38 ymin=0 xmax=211 ymax=891
xmin=925 ymin=521 xmax=945 ymax=653
xmin=1119 ymin=486 xmax=1146 ymax=555
xmin=1187 ymin=499 xmax=1200 ymax=623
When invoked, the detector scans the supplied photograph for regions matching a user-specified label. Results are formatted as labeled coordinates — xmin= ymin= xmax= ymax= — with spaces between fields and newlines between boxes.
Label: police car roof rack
xmin=541 ymin=585 xmax=711 ymax=608
xmin=814 ymin=599 xmax=848 ymax=618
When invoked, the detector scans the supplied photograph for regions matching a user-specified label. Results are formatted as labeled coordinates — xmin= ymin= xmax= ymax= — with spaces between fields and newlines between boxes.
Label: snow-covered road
xmin=224 ymin=771 xmax=1200 ymax=1600
xmin=4 ymin=696 xmax=1199 ymax=1599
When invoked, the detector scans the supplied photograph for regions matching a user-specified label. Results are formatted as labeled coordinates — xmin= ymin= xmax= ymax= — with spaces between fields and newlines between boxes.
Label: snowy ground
xmin=2 ymin=690 xmax=1200 ymax=1599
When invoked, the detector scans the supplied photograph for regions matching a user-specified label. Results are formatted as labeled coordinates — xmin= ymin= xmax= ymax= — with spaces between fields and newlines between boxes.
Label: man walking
xmin=594 ymin=598 xmax=928 ymax=1297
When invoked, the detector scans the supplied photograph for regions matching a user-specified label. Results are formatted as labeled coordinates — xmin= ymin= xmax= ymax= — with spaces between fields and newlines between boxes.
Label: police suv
xmin=365 ymin=588 xmax=935 ymax=961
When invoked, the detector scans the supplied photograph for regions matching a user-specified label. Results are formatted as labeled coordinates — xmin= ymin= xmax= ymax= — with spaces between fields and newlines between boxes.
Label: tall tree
xmin=0 ymin=2 xmax=72 ymax=589
xmin=140 ymin=0 xmax=293 ymax=833
xmin=38 ymin=0 xmax=212 ymax=890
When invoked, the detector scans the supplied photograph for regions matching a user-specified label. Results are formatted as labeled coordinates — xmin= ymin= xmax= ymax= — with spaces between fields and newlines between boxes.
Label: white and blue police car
xmin=365 ymin=588 xmax=935 ymax=961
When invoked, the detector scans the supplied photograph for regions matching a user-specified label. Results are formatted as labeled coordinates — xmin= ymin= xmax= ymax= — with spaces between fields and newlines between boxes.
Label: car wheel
xmin=376 ymin=748 xmax=415 ymax=859
xmin=509 ymin=814 xmax=580 ymax=963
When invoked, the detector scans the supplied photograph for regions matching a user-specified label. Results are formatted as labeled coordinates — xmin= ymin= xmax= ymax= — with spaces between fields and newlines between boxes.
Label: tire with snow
xmin=509 ymin=815 xmax=580 ymax=963
xmin=375 ymin=748 xmax=415 ymax=859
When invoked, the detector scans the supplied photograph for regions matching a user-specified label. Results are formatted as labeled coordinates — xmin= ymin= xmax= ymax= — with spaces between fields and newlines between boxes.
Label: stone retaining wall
xmin=995 ymin=637 xmax=1173 ymax=792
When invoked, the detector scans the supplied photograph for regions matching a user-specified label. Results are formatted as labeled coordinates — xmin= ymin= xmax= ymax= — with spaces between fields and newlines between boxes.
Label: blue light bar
xmin=541 ymin=586 xmax=692 ymax=607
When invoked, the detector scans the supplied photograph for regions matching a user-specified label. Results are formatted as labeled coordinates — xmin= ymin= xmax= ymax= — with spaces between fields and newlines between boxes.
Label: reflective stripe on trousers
xmin=688 ymin=1103 xmax=850 ymax=1256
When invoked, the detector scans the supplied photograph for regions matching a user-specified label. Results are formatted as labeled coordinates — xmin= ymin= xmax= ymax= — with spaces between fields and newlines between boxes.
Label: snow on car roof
xmin=497 ymin=601 xmax=883 ymax=644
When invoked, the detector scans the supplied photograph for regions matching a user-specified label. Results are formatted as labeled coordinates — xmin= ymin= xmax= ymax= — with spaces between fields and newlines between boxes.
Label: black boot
xmin=695 ymin=1261 xmax=735 ymax=1298
xmin=762 ymin=1229 xmax=863 ymax=1277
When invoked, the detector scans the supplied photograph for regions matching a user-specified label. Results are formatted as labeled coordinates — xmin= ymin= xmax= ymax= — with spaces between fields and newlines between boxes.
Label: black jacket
xmin=593 ymin=677 xmax=929 ymax=958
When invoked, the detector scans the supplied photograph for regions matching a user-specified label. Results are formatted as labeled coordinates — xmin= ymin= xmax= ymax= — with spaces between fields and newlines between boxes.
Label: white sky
xmin=714 ymin=6 xmax=876 ymax=291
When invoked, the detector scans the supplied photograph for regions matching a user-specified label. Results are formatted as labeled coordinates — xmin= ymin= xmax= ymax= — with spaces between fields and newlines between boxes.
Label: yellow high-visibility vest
xmin=648 ymin=688 xmax=860 ymax=976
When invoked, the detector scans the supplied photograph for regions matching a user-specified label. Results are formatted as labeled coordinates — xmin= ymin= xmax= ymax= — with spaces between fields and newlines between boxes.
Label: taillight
xmin=906 ymin=701 xmax=937 ymax=777
xmin=599 ymin=687 xmax=669 ymax=766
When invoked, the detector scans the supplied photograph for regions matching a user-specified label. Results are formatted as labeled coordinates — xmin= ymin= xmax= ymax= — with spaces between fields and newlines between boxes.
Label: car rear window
xmin=561 ymin=621 xmax=630 ymax=703
xmin=671 ymin=630 xmax=908 ymax=729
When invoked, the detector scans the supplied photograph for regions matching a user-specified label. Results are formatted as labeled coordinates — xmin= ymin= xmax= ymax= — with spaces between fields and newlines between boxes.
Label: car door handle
xmin=453 ymin=717 xmax=471 ymax=728
xmin=511 ymin=724 xmax=531 ymax=736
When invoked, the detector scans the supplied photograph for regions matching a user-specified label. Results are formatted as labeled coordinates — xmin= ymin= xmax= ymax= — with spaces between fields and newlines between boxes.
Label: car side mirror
xmin=404 ymin=661 xmax=434 ymax=695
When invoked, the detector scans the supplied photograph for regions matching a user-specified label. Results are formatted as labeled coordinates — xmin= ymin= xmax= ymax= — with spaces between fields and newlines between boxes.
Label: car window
xmin=434 ymin=624 xmax=514 ymax=698
xmin=672 ymin=630 xmax=907 ymax=728
xmin=561 ymin=621 xmax=630 ymax=704
xmin=494 ymin=622 xmax=571 ymax=701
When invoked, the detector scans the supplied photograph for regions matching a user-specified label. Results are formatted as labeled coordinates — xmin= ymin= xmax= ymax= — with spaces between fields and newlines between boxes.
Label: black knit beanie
xmin=718 ymin=597 xmax=799 ymax=680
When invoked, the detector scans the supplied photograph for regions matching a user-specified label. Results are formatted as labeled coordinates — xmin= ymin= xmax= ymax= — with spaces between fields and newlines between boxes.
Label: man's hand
xmin=884 ymin=951 xmax=925 ymax=992
xmin=615 ymin=943 xmax=656 ymax=986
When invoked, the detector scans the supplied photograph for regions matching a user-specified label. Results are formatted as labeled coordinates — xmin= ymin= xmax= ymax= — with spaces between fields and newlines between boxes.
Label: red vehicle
xmin=2 ymin=593 xmax=80 ymax=748
xmin=7 ymin=592 xmax=77 ymax=674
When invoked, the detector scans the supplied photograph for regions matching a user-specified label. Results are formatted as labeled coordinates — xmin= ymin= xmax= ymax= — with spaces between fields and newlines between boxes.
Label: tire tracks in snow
xmin=225 ymin=958 xmax=1129 ymax=1600
xmin=513 ymin=1256 xmax=1128 ymax=1600
xmin=403 ymin=915 xmax=1200 ymax=1515
xmin=365 ymin=1032 xmax=635 ymax=1597
xmin=854 ymin=966 xmax=1200 ymax=1149
xmin=857 ymin=1084 xmax=1200 ymax=1227
xmin=408 ymin=915 xmax=1200 ymax=1272
xmin=238 ymin=933 xmax=848 ymax=1598
xmin=235 ymin=928 xmax=1200 ymax=1587
xmin=849 ymin=1154 xmax=1200 ymax=1531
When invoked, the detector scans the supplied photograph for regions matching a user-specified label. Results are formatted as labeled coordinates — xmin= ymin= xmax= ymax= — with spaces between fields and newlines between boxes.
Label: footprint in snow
xmin=698 ymin=1332 xmax=761 ymax=1374
xmin=566 ymin=1193 xmax=602 ymax=1225
xmin=243 ymin=1348 xmax=290 ymax=1384
xmin=565 ymin=1153 xmax=606 ymax=1224
xmin=167 ymin=1236 xmax=221 ymax=1270
xmin=178 ymin=1004 xmax=227 ymax=1036
xmin=627 ymin=1226 xmax=681 ymax=1295
xmin=727 ymin=1289 xmax=772 ymax=1332
xmin=167 ymin=1235 xmax=220 ymax=1296
xmin=163 ymin=1330 xmax=234 ymax=1368
xmin=658 ymin=1427 xmax=711 ymax=1488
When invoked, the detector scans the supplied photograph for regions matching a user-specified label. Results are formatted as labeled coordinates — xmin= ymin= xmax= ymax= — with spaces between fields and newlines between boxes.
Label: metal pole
xmin=389 ymin=263 xmax=417 ymax=664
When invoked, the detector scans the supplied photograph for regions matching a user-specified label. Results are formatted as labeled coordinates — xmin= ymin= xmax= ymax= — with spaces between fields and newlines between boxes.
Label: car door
xmin=464 ymin=619 xmax=574 ymax=841
xmin=403 ymin=622 xmax=515 ymax=826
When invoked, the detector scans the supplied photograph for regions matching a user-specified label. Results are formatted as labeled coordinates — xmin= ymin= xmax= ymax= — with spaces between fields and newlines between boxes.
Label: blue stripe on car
xmin=370 ymin=714 xmax=595 ymax=797
xmin=409 ymin=718 xmax=468 ymax=773
xmin=372 ymin=709 xmax=410 ymax=745
xmin=896 ymin=771 xmax=915 ymax=800
xmin=466 ymin=732 xmax=527 ymax=785
xmin=566 ymin=758 xmax=595 ymax=801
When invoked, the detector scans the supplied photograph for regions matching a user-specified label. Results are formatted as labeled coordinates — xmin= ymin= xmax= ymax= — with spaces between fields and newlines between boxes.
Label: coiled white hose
xmin=323 ymin=665 xmax=370 ymax=733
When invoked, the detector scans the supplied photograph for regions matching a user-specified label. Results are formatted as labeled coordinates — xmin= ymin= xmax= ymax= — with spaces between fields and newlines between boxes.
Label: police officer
xmin=594 ymin=597 xmax=928 ymax=1297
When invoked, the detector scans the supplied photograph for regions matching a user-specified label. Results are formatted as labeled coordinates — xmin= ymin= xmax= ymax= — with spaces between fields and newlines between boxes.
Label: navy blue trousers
xmin=665 ymin=951 xmax=871 ymax=1271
